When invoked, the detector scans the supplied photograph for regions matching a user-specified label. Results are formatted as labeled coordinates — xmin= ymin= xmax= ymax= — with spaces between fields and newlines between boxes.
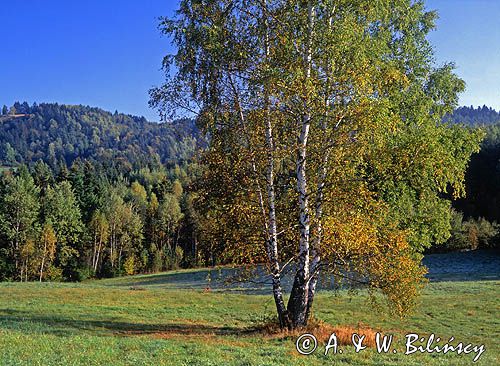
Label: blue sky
xmin=0 ymin=0 xmax=499 ymax=121
xmin=427 ymin=0 xmax=500 ymax=111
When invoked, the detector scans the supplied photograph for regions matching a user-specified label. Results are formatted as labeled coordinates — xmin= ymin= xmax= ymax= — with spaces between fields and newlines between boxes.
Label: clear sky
xmin=0 ymin=0 xmax=499 ymax=121
xmin=427 ymin=0 xmax=500 ymax=111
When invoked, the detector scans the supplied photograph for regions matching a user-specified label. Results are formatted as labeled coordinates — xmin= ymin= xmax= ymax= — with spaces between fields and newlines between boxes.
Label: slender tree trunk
xmin=39 ymin=240 xmax=47 ymax=282
xmin=14 ymin=219 xmax=20 ymax=274
xmin=266 ymin=132 xmax=289 ymax=328
xmin=305 ymin=8 xmax=337 ymax=321
xmin=91 ymin=232 xmax=98 ymax=271
xmin=118 ymin=242 xmax=123 ymax=272
xmin=261 ymin=0 xmax=290 ymax=329
xmin=227 ymin=74 xmax=269 ymax=234
xmin=265 ymin=100 xmax=289 ymax=329
xmin=227 ymin=70 xmax=288 ymax=326
xmin=305 ymin=151 xmax=328 ymax=320
xmin=94 ymin=235 xmax=100 ymax=272
xmin=94 ymin=237 xmax=103 ymax=273
xmin=110 ymin=225 xmax=116 ymax=269
xmin=288 ymin=2 xmax=315 ymax=328
xmin=39 ymin=257 xmax=45 ymax=282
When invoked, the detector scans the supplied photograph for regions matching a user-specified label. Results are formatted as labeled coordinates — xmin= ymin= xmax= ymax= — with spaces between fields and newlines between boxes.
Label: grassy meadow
xmin=0 ymin=268 xmax=498 ymax=365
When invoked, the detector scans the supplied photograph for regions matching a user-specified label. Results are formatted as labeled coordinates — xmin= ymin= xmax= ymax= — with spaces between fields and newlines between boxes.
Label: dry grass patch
xmin=260 ymin=318 xmax=380 ymax=347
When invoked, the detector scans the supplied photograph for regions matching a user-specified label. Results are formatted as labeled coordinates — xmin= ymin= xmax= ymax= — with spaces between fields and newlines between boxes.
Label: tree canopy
xmin=0 ymin=102 xmax=201 ymax=170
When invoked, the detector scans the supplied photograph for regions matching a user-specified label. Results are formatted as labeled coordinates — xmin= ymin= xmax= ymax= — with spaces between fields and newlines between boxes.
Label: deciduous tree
xmin=38 ymin=223 xmax=57 ymax=281
xmin=0 ymin=166 xmax=40 ymax=280
xmin=152 ymin=0 xmax=482 ymax=329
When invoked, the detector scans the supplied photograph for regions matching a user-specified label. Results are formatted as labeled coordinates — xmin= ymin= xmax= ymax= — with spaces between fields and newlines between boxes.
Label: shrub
xmin=444 ymin=209 xmax=499 ymax=251
xmin=476 ymin=217 xmax=499 ymax=248
xmin=124 ymin=255 xmax=136 ymax=276
xmin=46 ymin=265 xmax=63 ymax=281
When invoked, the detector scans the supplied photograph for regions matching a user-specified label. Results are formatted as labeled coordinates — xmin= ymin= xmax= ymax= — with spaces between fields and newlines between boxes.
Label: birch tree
xmin=38 ymin=223 xmax=57 ymax=281
xmin=151 ymin=0 xmax=482 ymax=329
xmin=0 ymin=167 xmax=40 ymax=280
xmin=90 ymin=210 xmax=109 ymax=274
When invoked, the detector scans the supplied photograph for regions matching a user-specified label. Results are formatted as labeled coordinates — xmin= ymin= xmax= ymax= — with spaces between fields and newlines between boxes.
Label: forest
xmin=0 ymin=101 xmax=498 ymax=283
xmin=0 ymin=102 xmax=201 ymax=169
xmin=0 ymin=103 xmax=206 ymax=281
xmin=444 ymin=105 xmax=500 ymax=126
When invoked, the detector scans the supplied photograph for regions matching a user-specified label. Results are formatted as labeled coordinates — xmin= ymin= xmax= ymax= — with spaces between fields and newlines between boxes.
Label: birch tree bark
xmin=287 ymin=1 xmax=315 ymax=328
xmin=305 ymin=6 xmax=337 ymax=320
xmin=259 ymin=0 xmax=289 ymax=328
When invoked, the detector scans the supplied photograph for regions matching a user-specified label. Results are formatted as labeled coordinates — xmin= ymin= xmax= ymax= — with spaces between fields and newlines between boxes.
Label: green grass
xmin=0 ymin=270 xmax=498 ymax=365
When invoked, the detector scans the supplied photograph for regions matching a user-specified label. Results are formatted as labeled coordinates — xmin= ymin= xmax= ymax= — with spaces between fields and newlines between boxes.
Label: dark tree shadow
xmin=0 ymin=308 xmax=259 ymax=338
xmin=101 ymin=250 xmax=500 ymax=296
xmin=423 ymin=249 xmax=500 ymax=282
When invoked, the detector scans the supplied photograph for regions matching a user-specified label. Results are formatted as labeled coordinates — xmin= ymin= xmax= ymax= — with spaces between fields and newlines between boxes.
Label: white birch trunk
xmin=306 ymin=150 xmax=328 ymax=319
xmin=39 ymin=239 xmax=47 ymax=282
xmin=287 ymin=2 xmax=315 ymax=328
xmin=305 ymin=6 xmax=337 ymax=322
xmin=261 ymin=0 xmax=289 ymax=328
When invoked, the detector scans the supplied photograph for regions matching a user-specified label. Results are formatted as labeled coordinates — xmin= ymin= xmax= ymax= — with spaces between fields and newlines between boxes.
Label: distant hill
xmin=444 ymin=105 xmax=500 ymax=126
xmin=0 ymin=102 xmax=201 ymax=169
xmin=1 ymin=102 xmax=497 ymax=171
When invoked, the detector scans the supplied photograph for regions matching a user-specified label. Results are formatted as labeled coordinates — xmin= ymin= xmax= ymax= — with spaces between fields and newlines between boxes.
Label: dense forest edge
xmin=0 ymin=102 xmax=498 ymax=282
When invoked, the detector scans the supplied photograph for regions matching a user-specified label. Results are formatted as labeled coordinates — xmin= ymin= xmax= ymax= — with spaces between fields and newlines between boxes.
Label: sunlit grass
xmin=0 ymin=271 xmax=497 ymax=365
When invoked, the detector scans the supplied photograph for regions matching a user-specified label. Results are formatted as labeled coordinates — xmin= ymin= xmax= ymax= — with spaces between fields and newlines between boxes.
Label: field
xmin=0 ymin=253 xmax=498 ymax=365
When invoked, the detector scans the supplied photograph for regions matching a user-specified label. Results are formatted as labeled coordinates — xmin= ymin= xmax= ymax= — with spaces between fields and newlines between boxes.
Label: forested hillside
xmin=445 ymin=105 xmax=500 ymax=126
xmin=1 ymin=102 xmax=496 ymax=170
xmin=0 ymin=102 xmax=201 ymax=169
xmin=454 ymin=122 xmax=500 ymax=222
xmin=0 ymin=102 xmax=206 ymax=282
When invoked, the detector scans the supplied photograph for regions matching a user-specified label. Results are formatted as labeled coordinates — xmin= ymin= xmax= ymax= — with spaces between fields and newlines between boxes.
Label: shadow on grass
xmin=101 ymin=250 xmax=500 ymax=295
xmin=0 ymin=308 xmax=258 ymax=338
xmin=99 ymin=267 xmax=278 ymax=295
xmin=423 ymin=249 xmax=500 ymax=282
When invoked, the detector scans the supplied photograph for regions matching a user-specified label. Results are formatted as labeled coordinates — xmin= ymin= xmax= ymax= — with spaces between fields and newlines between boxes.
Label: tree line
xmin=0 ymin=102 xmax=202 ymax=170
xmin=0 ymin=160 xmax=203 ymax=281
xmin=444 ymin=105 xmax=500 ymax=126
xmin=442 ymin=121 xmax=500 ymax=251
